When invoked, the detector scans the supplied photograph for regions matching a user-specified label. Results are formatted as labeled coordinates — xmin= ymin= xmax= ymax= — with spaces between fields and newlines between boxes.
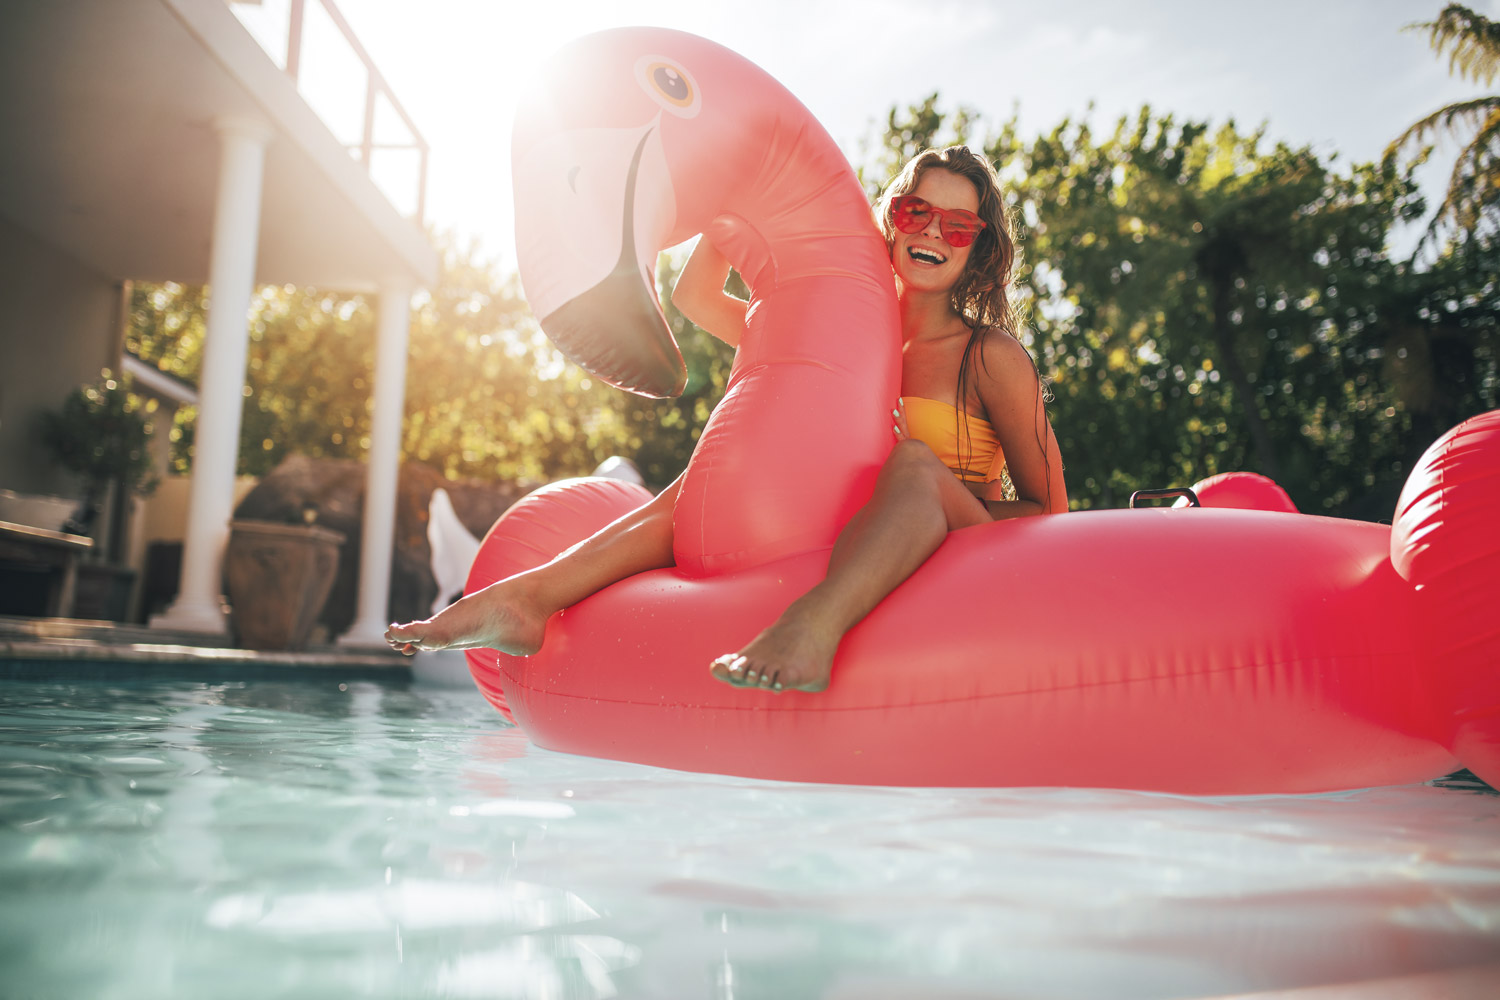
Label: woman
xmin=386 ymin=146 xmax=1066 ymax=692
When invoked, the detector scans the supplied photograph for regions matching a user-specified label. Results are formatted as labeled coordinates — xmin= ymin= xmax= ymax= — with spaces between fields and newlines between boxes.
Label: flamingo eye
xmin=635 ymin=55 xmax=700 ymax=118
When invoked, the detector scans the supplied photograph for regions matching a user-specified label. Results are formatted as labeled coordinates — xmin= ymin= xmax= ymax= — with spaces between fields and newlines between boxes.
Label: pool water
xmin=2 ymin=673 xmax=1498 ymax=999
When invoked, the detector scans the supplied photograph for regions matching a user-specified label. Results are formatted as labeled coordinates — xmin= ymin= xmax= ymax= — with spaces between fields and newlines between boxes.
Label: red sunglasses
xmin=891 ymin=195 xmax=987 ymax=248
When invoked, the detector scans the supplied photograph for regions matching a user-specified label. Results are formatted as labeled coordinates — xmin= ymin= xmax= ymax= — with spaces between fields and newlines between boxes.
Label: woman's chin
xmin=895 ymin=267 xmax=958 ymax=295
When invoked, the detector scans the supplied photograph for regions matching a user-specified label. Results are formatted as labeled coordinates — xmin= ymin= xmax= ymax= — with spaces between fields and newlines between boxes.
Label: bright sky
xmin=236 ymin=0 xmax=1498 ymax=269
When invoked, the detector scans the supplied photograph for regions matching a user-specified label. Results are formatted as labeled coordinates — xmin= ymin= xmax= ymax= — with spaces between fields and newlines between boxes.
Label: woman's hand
xmin=892 ymin=398 xmax=909 ymax=441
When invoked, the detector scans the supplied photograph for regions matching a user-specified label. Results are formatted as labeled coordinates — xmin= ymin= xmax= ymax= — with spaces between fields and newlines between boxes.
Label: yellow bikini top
xmin=900 ymin=396 xmax=1012 ymax=492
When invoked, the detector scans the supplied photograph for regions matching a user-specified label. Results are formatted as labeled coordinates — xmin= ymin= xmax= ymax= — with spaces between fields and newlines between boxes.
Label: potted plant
xmin=39 ymin=371 xmax=159 ymax=620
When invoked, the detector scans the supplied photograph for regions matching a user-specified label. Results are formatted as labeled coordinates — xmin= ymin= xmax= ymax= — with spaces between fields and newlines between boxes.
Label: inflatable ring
xmin=467 ymin=27 xmax=1500 ymax=794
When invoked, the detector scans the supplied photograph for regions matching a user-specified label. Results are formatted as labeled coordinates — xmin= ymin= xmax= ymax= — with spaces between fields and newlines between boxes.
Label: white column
xmin=151 ymin=117 xmax=271 ymax=634
xmin=340 ymin=278 xmax=414 ymax=646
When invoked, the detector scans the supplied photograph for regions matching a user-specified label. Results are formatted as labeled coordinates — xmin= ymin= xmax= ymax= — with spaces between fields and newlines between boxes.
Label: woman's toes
xmin=710 ymin=654 xmax=746 ymax=684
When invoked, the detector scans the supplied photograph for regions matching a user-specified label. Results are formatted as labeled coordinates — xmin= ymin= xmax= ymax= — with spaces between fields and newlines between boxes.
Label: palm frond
xmin=1385 ymin=96 xmax=1500 ymax=162
xmin=1409 ymin=4 xmax=1500 ymax=86
xmin=1415 ymin=105 xmax=1500 ymax=255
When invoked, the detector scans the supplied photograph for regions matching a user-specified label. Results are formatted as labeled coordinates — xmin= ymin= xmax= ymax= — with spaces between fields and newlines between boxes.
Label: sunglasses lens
xmin=894 ymin=196 xmax=984 ymax=247
xmin=942 ymin=212 xmax=983 ymax=247
xmin=943 ymin=223 xmax=977 ymax=248
xmin=893 ymin=197 xmax=930 ymax=234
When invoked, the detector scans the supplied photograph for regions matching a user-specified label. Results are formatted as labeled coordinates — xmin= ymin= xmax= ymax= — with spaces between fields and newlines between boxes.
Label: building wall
xmin=134 ymin=474 xmax=259 ymax=551
xmin=0 ymin=215 xmax=122 ymax=498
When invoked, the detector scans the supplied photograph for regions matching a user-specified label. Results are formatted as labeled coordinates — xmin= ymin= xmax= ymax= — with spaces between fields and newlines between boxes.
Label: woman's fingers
xmin=892 ymin=399 xmax=909 ymax=440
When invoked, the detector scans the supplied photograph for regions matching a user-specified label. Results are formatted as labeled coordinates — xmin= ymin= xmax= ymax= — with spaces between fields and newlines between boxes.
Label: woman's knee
xmin=876 ymin=439 xmax=950 ymax=494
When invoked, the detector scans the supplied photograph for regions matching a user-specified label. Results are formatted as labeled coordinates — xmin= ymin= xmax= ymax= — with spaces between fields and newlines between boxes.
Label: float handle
xmin=1129 ymin=487 xmax=1201 ymax=509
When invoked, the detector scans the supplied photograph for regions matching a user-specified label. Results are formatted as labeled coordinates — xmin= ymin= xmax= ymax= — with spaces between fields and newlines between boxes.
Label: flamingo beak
xmin=518 ymin=126 xmax=687 ymax=399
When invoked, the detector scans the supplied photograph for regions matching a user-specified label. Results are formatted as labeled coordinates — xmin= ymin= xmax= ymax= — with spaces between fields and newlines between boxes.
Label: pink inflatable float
xmin=465 ymin=27 xmax=1500 ymax=794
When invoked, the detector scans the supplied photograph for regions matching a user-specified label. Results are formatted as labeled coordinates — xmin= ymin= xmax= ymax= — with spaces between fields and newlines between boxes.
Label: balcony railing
xmin=231 ymin=0 xmax=430 ymax=225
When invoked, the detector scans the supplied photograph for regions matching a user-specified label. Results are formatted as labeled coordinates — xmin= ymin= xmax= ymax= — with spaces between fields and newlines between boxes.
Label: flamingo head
xmin=512 ymin=28 xmax=757 ymax=398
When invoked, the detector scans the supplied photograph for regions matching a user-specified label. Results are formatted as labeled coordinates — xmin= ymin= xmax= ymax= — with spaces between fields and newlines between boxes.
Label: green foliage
xmin=126 ymin=233 xmax=730 ymax=490
xmin=399 ymin=237 xmax=611 ymax=484
xmin=1386 ymin=4 xmax=1500 ymax=253
xmin=860 ymin=91 xmax=980 ymax=198
xmin=1418 ymin=3 xmax=1500 ymax=84
xmin=869 ymin=94 xmax=1497 ymax=516
xmin=127 ymin=62 xmax=1500 ymax=519
xmin=1008 ymin=110 xmax=1432 ymax=512
xmin=39 ymin=371 xmax=159 ymax=497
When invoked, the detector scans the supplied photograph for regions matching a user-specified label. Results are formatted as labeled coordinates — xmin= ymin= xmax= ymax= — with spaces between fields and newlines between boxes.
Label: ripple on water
xmin=0 ymin=675 xmax=1498 ymax=1000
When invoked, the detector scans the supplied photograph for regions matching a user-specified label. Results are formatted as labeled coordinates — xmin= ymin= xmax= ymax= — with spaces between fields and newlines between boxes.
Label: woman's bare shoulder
xmin=972 ymin=327 xmax=1040 ymax=394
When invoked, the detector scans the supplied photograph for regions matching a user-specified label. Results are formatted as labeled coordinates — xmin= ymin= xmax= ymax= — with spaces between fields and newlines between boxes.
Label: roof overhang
xmin=0 ymin=0 xmax=438 ymax=292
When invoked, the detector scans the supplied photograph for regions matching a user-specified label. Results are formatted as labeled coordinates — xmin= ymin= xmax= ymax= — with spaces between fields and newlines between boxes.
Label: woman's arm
xmin=670 ymin=237 xmax=748 ymax=347
xmin=972 ymin=331 xmax=1068 ymax=517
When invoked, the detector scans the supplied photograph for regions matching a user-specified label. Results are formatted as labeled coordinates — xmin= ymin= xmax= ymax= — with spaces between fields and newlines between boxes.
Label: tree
xmin=1386 ymin=4 xmax=1500 ymax=252
xmin=863 ymin=95 xmax=1492 ymax=515
xmin=39 ymin=371 xmax=159 ymax=558
xmin=125 ymin=233 xmax=733 ymax=490
xmin=1005 ymin=110 xmax=1470 ymax=513
xmin=860 ymin=92 xmax=979 ymax=198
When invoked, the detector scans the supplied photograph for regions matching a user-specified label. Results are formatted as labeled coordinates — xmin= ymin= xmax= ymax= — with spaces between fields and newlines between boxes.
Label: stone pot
xmin=224 ymin=520 xmax=345 ymax=651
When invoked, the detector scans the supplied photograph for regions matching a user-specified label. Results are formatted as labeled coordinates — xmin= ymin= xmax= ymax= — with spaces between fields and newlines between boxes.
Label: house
xmin=0 ymin=0 xmax=439 ymax=644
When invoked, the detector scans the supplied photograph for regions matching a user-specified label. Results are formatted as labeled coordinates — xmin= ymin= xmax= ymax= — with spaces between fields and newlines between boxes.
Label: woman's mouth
xmin=907 ymin=246 xmax=947 ymax=266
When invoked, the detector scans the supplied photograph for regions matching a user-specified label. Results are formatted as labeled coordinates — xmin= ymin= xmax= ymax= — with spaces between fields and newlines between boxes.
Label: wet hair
xmin=877 ymin=147 xmax=1055 ymax=509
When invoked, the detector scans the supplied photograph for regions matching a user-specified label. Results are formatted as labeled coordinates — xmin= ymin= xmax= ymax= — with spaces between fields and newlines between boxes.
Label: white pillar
xmin=340 ymin=278 xmax=414 ymax=646
xmin=151 ymin=117 xmax=271 ymax=634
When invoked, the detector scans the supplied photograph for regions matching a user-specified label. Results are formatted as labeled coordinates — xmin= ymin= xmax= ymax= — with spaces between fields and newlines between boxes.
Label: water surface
xmin=1 ymin=674 xmax=1497 ymax=999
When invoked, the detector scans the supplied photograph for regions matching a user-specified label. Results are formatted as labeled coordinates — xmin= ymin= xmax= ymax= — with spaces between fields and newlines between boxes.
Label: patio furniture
xmin=0 ymin=520 xmax=93 ymax=618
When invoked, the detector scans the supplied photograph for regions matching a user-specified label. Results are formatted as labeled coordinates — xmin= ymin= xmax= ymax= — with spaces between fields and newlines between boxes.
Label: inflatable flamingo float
xmin=461 ymin=27 xmax=1500 ymax=794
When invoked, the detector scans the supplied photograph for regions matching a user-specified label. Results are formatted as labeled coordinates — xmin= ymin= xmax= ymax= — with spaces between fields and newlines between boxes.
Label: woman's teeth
xmin=909 ymin=247 xmax=946 ymax=265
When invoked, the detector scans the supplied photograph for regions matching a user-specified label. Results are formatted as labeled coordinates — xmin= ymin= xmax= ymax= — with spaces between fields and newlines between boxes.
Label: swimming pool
xmin=2 ymin=669 xmax=1497 ymax=999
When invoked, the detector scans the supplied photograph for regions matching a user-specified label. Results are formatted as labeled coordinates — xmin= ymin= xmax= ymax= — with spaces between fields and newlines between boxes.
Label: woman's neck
xmin=897 ymin=283 xmax=965 ymax=343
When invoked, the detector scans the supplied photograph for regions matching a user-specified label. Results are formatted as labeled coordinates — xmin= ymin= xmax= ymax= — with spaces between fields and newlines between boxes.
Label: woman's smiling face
xmin=890 ymin=168 xmax=980 ymax=295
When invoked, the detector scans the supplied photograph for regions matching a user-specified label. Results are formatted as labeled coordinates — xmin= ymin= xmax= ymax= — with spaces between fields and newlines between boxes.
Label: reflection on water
xmin=0 ymin=675 xmax=1497 ymax=999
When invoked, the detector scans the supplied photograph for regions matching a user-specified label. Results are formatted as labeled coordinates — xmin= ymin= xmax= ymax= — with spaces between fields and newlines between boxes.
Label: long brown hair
xmin=875 ymin=146 xmax=1019 ymax=334
xmin=877 ymin=147 xmax=1049 ymax=502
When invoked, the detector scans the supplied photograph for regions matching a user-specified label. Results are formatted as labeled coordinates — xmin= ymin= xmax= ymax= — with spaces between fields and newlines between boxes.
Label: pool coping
xmin=0 ymin=614 xmax=410 ymax=673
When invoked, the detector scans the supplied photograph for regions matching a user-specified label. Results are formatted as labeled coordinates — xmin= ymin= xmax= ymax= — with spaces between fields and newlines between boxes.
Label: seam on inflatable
xmin=693 ymin=524 xmax=839 ymax=577
xmin=498 ymin=650 xmax=1410 ymax=713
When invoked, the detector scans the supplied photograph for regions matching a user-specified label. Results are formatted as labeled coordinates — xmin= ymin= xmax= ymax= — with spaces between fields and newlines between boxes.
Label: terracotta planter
xmin=224 ymin=520 xmax=345 ymax=650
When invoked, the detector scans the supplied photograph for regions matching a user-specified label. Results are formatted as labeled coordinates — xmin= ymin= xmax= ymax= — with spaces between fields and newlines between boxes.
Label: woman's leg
xmin=709 ymin=440 xmax=991 ymax=692
xmin=385 ymin=475 xmax=681 ymax=656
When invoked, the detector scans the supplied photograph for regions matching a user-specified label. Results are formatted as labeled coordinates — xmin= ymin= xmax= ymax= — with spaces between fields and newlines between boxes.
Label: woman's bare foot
xmin=384 ymin=579 xmax=549 ymax=657
xmin=708 ymin=602 xmax=842 ymax=693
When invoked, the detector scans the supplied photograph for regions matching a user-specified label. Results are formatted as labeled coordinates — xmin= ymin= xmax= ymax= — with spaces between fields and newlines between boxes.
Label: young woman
xmin=386 ymin=147 xmax=1066 ymax=692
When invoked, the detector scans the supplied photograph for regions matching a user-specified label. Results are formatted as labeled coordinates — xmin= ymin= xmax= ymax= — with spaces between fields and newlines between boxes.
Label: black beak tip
xmin=541 ymin=270 xmax=688 ymax=400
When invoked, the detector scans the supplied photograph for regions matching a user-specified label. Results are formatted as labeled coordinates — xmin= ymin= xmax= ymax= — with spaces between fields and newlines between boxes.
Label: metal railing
xmin=280 ymin=0 xmax=430 ymax=225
